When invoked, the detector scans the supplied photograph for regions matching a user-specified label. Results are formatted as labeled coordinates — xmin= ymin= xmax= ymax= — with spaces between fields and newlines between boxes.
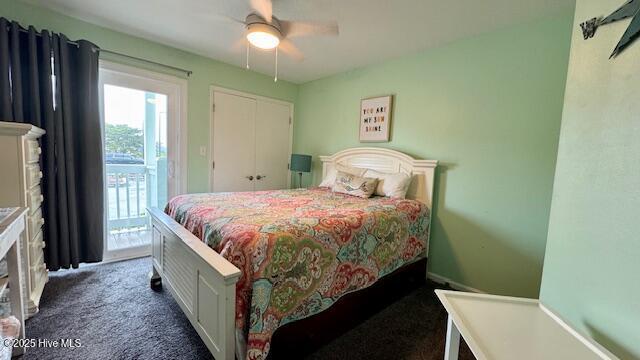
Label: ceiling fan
xmin=230 ymin=0 xmax=339 ymax=81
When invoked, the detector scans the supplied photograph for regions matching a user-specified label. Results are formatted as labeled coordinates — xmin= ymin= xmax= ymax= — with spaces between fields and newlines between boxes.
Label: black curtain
xmin=0 ymin=18 xmax=103 ymax=270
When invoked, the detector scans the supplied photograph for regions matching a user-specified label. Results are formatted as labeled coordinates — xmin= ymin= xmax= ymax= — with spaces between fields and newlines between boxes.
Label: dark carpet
xmin=24 ymin=257 xmax=473 ymax=360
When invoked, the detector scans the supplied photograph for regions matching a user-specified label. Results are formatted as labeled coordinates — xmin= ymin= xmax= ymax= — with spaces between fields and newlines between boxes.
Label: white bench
xmin=436 ymin=290 xmax=619 ymax=360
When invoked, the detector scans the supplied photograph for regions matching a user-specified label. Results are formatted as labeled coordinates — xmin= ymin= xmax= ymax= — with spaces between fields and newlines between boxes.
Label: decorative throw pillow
xmin=331 ymin=171 xmax=378 ymax=198
xmin=363 ymin=169 xmax=413 ymax=198
xmin=319 ymin=164 xmax=367 ymax=188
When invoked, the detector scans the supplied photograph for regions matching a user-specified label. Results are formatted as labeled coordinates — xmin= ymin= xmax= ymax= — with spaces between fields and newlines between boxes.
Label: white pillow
xmin=363 ymin=169 xmax=412 ymax=198
xmin=319 ymin=164 xmax=366 ymax=187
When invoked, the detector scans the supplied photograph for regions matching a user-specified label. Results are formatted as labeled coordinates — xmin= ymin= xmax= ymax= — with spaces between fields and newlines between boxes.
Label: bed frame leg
xmin=149 ymin=265 xmax=162 ymax=291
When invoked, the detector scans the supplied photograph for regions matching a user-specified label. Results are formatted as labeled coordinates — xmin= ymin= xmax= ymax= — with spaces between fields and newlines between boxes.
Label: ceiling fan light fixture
xmin=246 ymin=23 xmax=281 ymax=50
xmin=247 ymin=31 xmax=280 ymax=49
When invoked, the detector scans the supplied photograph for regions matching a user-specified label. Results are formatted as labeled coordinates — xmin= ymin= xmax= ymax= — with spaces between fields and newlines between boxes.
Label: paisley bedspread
xmin=165 ymin=187 xmax=429 ymax=360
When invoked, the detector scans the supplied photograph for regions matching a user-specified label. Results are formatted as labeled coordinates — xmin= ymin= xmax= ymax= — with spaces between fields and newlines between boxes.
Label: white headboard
xmin=319 ymin=147 xmax=438 ymax=211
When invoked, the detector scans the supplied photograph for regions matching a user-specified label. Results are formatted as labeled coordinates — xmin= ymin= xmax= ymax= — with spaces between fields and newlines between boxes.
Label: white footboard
xmin=148 ymin=207 xmax=241 ymax=360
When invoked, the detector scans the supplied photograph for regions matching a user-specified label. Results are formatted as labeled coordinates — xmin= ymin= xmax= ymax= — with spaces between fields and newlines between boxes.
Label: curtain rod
xmin=97 ymin=49 xmax=193 ymax=77
xmin=12 ymin=25 xmax=193 ymax=77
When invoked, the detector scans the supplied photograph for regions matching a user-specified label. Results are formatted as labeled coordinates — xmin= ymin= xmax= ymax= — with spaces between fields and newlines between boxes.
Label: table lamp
xmin=290 ymin=154 xmax=312 ymax=188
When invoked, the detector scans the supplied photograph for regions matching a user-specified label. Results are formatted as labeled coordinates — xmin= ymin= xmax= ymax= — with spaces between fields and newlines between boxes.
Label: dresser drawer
xmin=29 ymin=265 xmax=36 ymax=289
xmin=25 ymin=164 xmax=43 ymax=188
xmin=25 ymin=139 xmax=42 ymax=163
xmin=30 ymin=259 xmax=46 ymax=274
xmin=33 ymin=266 xmax=47 ymax=293
xmin=29 ymin=261 xmax=46 ymax=292
xmin=27 ymin=186 xmax=44 ymax=215
xmin=27 ymin=249 xmax=43 ymax=287
xmin=28 ymin=208 xmax=44 ymax=239
xmin=29 ymin=231 xmax=45 ymax=261
xmin=34 ymin=263 xmax=48 ymax=293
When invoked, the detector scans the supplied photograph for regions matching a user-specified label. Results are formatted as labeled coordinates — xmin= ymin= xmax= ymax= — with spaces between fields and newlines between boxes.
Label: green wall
xmin=540 ymin=0 xmax=640 ymax=358
xmin=294 ymin=14 xmax=574 ymax=297
xmin=1 ymin=0 xmax=298 ymax=193
xmin=5 ymin=0 xmax=584 ymax=301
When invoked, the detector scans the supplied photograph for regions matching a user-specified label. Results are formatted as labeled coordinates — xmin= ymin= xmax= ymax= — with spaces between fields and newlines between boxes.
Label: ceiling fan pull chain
xmin=246 ymin=42 xmax=250 ymax=69
xmin=274 ymin=47 xmax=278 ymax=82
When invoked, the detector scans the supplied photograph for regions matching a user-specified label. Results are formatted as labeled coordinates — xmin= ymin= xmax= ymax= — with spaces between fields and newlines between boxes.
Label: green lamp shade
xmin=290 ymin=154 xmax=312 ymax=173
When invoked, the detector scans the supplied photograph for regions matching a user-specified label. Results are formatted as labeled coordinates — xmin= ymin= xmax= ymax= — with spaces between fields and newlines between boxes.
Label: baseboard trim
xmin=96 ymin=252 xmax=151 ymax=266
xmin=427 ymin=272 xmax=485 ymax=293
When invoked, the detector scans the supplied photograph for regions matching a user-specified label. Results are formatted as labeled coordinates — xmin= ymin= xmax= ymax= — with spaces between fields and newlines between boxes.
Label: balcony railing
xmin=106 ymin=164 xmax=157 ymax=233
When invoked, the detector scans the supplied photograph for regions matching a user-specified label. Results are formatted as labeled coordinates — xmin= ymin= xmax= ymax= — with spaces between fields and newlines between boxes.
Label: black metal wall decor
xmin=580 ymin=0 xmax=640 ymax=58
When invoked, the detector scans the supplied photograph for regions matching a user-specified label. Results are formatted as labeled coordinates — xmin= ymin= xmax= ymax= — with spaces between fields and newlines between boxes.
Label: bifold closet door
xmin=254 ymin=100 xmax=291 ymax=191
xmin=212 ymin=92 xmax=256 ymax=192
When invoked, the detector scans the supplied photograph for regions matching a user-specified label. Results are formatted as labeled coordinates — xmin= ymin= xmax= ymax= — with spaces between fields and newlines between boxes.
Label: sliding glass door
xmin=99 ymin=62 xmax=186 ymax=261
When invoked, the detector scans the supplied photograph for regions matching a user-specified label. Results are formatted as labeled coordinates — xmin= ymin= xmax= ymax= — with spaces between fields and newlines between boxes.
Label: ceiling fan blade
xmin=197 ymin=13 xmax=246 ymax=26
xmin=224 ymin=15 xmax=247 ymax=26
xmin=249 ymin=0 xmax=273 ymax=23
xmin=281 ymin=20 xmax=339 ymax=38
xmin=279 ymin=39 xmax=304 ymax=62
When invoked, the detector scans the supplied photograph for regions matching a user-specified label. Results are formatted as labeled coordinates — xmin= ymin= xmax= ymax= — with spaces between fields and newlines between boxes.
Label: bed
xmin=148 ymin=147 xmax=438 ymax=360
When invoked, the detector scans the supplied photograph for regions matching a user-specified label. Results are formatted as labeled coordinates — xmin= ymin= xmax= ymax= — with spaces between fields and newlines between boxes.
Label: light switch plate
xmin=199 ymin=146 xmax=207 ymax=156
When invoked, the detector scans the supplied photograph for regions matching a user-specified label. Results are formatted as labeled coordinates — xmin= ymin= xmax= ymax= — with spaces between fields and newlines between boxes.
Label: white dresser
xmin=0 ymin=122 xmax=48 ymax=317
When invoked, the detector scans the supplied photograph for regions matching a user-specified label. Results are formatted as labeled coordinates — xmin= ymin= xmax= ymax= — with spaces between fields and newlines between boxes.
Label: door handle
xmin=256 ymin=175 xmax=267 ymax=180
xmin=246 ymin=175 xmax=254 ymax=181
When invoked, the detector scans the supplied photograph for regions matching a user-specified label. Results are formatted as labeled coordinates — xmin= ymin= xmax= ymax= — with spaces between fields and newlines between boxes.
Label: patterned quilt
xmin=165 ymin=188 xmax=429 ymax=360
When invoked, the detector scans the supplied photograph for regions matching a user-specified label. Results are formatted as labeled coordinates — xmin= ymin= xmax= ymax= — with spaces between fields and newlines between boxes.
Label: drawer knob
xmin=40 ymin=195 xmax=44 ymax=202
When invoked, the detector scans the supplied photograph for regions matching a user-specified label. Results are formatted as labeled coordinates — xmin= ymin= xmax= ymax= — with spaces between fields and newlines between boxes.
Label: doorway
xmin=99 ymin=62 xmax=187 ymax=261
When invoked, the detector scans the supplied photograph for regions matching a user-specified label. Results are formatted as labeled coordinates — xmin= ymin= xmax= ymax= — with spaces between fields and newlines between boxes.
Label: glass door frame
xmin=99 ymin=60 xmax=188 ymax=262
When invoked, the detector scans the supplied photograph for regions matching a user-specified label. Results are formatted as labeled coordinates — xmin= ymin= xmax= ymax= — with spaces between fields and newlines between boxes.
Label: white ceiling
xmin=23 ymin=0 xmax=575 ymax=83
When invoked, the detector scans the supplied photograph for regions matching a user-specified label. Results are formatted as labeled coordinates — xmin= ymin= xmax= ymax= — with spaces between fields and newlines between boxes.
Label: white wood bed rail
xmin=148 ymin=207 xmax=241 ymax=360
xmin=148 ymin=147 xmax=437 ymax=360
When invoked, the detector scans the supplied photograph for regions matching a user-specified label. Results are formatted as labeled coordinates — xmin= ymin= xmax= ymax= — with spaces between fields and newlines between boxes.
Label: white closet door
xmin=254 ymin=100 xmax=291 ymax=191
xmin=212 ymin=92 xmax=256 ymax=192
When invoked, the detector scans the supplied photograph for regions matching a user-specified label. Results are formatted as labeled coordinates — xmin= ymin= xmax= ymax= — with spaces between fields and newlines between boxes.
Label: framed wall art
xmin=359 ymin=95 xmax=392 ymax=142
